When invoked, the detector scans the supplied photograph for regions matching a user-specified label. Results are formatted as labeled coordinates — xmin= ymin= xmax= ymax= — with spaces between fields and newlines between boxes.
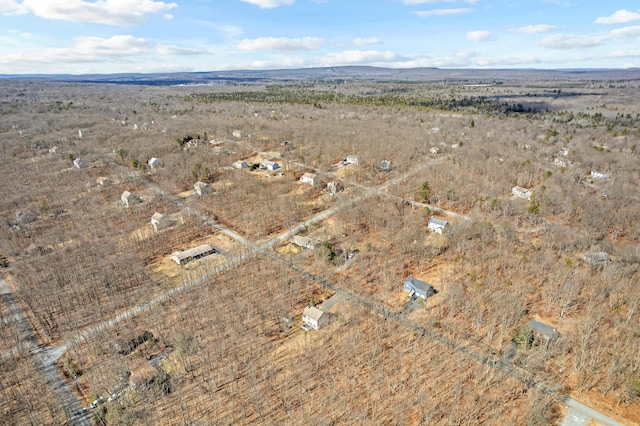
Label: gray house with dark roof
xmin=403 ymin=276 xmax=436 ymax=299
xmin=528 ymin=320 xmax=558 ymax=341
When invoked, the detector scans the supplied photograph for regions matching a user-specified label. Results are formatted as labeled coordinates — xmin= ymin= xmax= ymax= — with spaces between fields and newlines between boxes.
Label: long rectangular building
xmin=170 ymin=244 xmax=219 ymax=265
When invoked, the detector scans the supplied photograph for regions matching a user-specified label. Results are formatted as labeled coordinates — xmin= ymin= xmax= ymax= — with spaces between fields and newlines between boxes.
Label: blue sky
xmin=1 ymin=1 xmax=640 ymax=74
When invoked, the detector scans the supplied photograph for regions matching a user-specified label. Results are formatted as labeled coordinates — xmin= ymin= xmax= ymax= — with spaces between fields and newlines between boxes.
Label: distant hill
xmin=1 ymin=66 xmax=639 ymax=86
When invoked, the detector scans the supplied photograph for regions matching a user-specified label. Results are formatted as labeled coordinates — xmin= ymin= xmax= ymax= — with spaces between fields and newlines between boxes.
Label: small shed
xmin=302 ymin=306 xmax=330 ymax=330
xmin=194 ymin=181 xmax=214 ymax=196
xmin=232 ymin=130 xmax=242 ymax=138
xmin=554 ymin=158 xmax=568 ymax=168
xmin=73 ymin=158 xmax=87 ymax=169
xmin=290 ymin=235 xmax=316 ymax=249
xmin=430 ymin=147 xmax=441 ymax=154
xmin=327 ymin=181 xmax=344 ymax=195
xmin=591 ymin=170 xmax=609 ymax=179
xmin=528 ymin=320 xmax=558 ymax=341
xmin=170 ymin=244 xmax=219 ymax=265
xmin=300 ymin=172 xmax=317 ymax=186
xmin=379 ymin=160 xmax=392 ymax=172
xmin=233 ymin=160 xmax=249 ymax=169
xmin=260 ymin=160 xmax=280 ymax=171
xmin=148 ymin=157 xmax=162 ymax=169
xmin=96 ymin=177 xmax=112 ymax=186
xmin=121 ymin=191 xmax=143 ymax=207
xmin=583 ymin=252 xmax=611 ymax=266
xmin=427 ymin=217 xmax=451 ymax=235
xmin=512 ymin=186 xmax=532 ymax=200
xmin=151 ymin=212 xmax=173 ymax=232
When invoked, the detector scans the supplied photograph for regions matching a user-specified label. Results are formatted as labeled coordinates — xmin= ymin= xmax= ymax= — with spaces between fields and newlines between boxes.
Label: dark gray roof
xmin=528 ymin=320 xmax=557 ymax=337
xmin=404 ymin=276 xmax=434 ymax=293
xmin=428 ymin=217 xmax=449 ymax=227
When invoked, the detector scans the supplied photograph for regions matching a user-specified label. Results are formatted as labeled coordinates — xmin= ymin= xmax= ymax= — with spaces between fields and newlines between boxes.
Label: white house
xmin=327 ymin=181 xmax=344 ymax=195
xmin=151 ymin=212 xmax=173 ymax=232
xmin=121 ymin=191 xmax=143 ymax=207
xmin=430 ymin=147 xmax=440 ymax=154
xmin=512 ymin=186 xmax=533 ymax=200
xmin=583 ymin=252 xmax=611 ymax=266
xmin=302 ymin=306 xmax=330 ymax=330
xmin=379 ymin=160 xmax=392 ymax=172
xmin=427 ymin=217 xmax=451 ymax=235
xmin=170 ymin=244 xmax=218 ymax=265
xmin=554 ymin=158 xmax=568 ymax=168
xmin=344 ymin=155 xmax=360 ymax=165
xmin=194 ymin=181 xmax=214 ymax=196
xmin=73 ymin=158 xmax=87 ymax=169
xmin=232 ymin=130 xmax=242 ymax=138
xmin=290 ymin=235 xmax=316 ymax=249
xmin=300 ymin=172 xmax=317 ymax=186
xmin=96 ymin=177 xmax=112 ymax=186
xmin=260 ymin=160 xmax=280 ymax=171
xmin=233 ymin=160 xmax=249 ymax=169
xmin=591 ymin=170 xmax=610 ymax=179
xmin=148 ymin=157 xmax=161 ymax=169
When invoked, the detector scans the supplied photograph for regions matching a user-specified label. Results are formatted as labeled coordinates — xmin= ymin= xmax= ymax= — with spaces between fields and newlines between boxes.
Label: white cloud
xmin=412 ymin=8 xmax=472 ymax=17
xmin=610 ymin=49 xmax=640 ymax=58
xmin=1 ymin=0 xmax=177 ymax=26
xmin=353 ymin=37 xmax=381 ymax=46
xmin=596 ymin=9 xmax=640 ymax=24
xmin=400 ymin=51 xmax=475 ymax=68
xmin=239 ymin=0 xmax=295 ymax=9
xmin=508 ymin=24 xmax=557 ymax=34
xmin=157 ymin=44 xmax=207 ymax=56
xmin=466 ymin=30 xmax=493 ymax=42
xmin=474 ymin=55 xmax=542 ymax=67
xmin=610 ymin=25 xmax=640 ymax=38
xmin=318 ymin=50 xmax=403 ymax=65
xmin=538 ymin=34 xmax=609 ymax=49
xmin=0 ymin=35 xmax=149 ymax=65
xmin=236 ymin=36 xmax=324 ymax=51
xmin=402 ymin=0 xmax=454 ymax=4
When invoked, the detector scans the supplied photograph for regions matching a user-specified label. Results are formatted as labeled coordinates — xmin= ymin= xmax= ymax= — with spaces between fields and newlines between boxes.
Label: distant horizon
xmin=2 ymin=65 xmax=640 ymax=79
xmin=2 ymin=2 xmax=640 ymax=74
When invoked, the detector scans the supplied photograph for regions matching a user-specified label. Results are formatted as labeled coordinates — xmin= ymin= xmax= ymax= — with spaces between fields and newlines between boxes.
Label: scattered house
xmin=194 ymin=181 xmax=214 ymax=196
xmin=73 ymin=158 xmax=87 ymax=169
xmin=327 ymin=181 xmax=344 ymax=195
xmin=148 ymin=157 xmax=162 ymax=169
xmin=560 ymin=147 xmax=570 ymax=156
xmin=379 ymin=160 xmax=392 ymax=172
xmin=114 ymin=330 xmax=154 ymax=355
xmin=344 ymin=155 xmax=360 ymax=165
xmin=78 ymin=129 xmax=85 ymax=138
xmin=233 ymin=160 xmax=249 ymax=169
xmin=260 ymin=160 xmax=280 ymax=171
xmin=302 ymin=306 xmax=331 ymax=330
xmin=96 ymin=177 xmax=112 ymax=186
xmin=427 ymin=217 xmax=451 ymax=235
xmin=121 ymin=191 xmax=143 ymax=207
xmin=300 ymin=172 xmax=317 ymax=186
xmin=49 ymin=146 xmax=58 ymax=154
xmin=512 ymin=186 xmax=533 ymax=200
xmin=232 ymin=130 xmax=242 ymax=138
xmin=151 ymin=212 xmax=173 ymax=232
xmin=129 ymin=361 xmax=159 ymax=391
xmin=430 ymin=147 xmax=440 ymax=154
xmin=170 ymin=244 xmax=219 ymax=265
xmin=554 ymin=158 xmax=568 ymax=168
xmin=290 ymin=235 xmax=316 ymax=249
xmin=528 ymin=320 xmax=558 ymax=341
xmin=403 ymin=276 xmax=436 ymax=300
xmin=15 ymin=210 xmax=36 ymax=224
xmin=591 ymin=170 xmax=610 ymax=179
xmin=583 ymin=252 xmax=611 ymax=266
xmin=281 ymin=140 xmax=292 ymax=146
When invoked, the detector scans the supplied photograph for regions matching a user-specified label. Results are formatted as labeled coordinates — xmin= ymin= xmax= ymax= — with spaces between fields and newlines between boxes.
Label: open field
xmin=1 ymin=69 xmax=640 ymax=425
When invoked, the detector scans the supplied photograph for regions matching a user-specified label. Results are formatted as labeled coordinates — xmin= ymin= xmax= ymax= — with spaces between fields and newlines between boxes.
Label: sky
xmin=1 ymin=1 xmax=640 ymax=74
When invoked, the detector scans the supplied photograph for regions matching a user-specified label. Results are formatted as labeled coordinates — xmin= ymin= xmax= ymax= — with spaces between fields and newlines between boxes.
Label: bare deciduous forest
xmin=1 ymin=69 xmax=639 ymax=425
